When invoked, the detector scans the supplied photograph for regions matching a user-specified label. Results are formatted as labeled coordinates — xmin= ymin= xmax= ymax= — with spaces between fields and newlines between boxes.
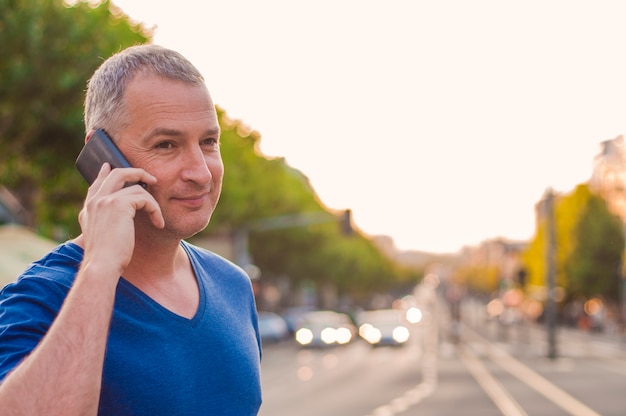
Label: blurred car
xmin=257 ymin=311 xmax=289 ymax=344
xmin=334 ymin=312 xmax=358 ymax=344
xmin=282 ymin=306 xmax=315 ymax=334
xmin=294 ymin=310 xmax=356 ymax=347
xmin=357 ymin=309 xmax=411 ymax=347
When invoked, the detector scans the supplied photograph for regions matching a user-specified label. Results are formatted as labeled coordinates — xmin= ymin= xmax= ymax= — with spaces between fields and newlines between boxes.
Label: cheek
xmin=130 ymin=153 xmax=162 ymax=176
xmin=210 ymin=158 xmax=225 ymax=183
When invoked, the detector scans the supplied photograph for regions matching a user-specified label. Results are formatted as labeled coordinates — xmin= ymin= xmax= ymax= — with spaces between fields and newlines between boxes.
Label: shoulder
xmin=0 ymin=242 xmax=83 ymax=380
xmin=181 ymin=241 xmax=256 ymax=297
xmin=0 ymin=241 xmax=83 ymax=304
xmin=181 ymin=241 xmax=246 ymax=276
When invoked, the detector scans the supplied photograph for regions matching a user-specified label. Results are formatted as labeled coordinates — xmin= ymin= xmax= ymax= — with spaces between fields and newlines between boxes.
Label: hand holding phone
xmin=74 ymin=128 xmax=163 ymax=267
xmin=75 ymin=129 xmax=146 ymax=188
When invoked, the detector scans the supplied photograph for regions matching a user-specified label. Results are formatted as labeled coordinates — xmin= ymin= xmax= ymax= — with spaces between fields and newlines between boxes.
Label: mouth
xmin=172 ymin=192 xmax=209 ymax=207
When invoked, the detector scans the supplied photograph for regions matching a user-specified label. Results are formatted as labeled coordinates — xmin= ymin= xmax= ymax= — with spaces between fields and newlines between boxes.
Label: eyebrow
xmin=142 ymin=127 xmax=221 ymax=142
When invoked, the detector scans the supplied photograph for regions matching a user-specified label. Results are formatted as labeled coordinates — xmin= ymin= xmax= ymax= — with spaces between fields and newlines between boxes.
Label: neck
xmin=123 ymin=233 xmax=199 ymax=320
xmin=72 ymin=232 xmax=186 ymax=282
xmin=124 ymin=232 xmax=186 ymax=281
xmin=73 ymin=231 xmax=199 ymax=319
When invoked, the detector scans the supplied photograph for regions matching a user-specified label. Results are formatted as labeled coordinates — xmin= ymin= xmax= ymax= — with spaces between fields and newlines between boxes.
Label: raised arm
xmin=0 ymin=165 xmax=162 ymax=415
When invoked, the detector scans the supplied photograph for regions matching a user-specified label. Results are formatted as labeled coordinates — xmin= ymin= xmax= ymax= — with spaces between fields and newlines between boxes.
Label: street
xmin=258 ymin=296 xmax=626 ymax=416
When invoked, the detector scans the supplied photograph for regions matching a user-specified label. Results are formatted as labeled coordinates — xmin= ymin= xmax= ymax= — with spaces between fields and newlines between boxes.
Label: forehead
xmin=122 ymin=74 xmax=217 ymax=129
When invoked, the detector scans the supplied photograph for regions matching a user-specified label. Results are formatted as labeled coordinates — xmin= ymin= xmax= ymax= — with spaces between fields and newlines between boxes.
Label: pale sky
xmin=110 ymin=0 xmax=626 ymax=253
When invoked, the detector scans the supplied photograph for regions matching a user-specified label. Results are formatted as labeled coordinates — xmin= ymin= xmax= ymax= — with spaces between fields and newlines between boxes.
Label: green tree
xmin=522 ymin=186 xmax=585 ymax=296
xmin=566 ymin=193 xmax=624 ymax=301
xmin=213 ymin=112 xmax=408 ymax=304
xmin=0 ymin=0 xmax=149 ymax=237
xmin=208 ymin=110 xmax=324 ymax=229
xmin=522 ymin=184 xmax=624 ymax=302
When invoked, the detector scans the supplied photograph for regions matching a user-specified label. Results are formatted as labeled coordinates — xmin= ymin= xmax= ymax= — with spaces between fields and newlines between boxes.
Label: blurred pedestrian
xmin=445 ymin=284 xmax=464 ymax=342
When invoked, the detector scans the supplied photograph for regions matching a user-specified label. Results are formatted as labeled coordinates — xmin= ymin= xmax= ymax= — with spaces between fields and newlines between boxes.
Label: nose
xmin=181 ymin=146 xmax=212 ymax=185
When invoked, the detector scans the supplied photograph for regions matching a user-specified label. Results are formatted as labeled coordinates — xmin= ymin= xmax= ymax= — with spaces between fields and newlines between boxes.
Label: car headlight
xmin=320 ymin=327 xmax=337 ymax=344
xmin=392 ymin=326 xmax=410 ymax=343
xmin=406 ymin=307 xmax=423 ymax=324
xmin=361 ymin=326 xmax=382 ymax=344
xmin=335 ymin=327 xmax=353 ymax=344
xmin=295 ymin=328 xmax=314 ymax=345
xmin=359 ymin=323 xmax=373 ymax=338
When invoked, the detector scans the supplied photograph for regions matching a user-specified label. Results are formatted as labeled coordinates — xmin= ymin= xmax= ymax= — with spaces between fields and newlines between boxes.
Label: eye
xmin=201 ymin=137 xmax=220 ymax=148
xmin=155 ymin=141 xmax=174 ymax=149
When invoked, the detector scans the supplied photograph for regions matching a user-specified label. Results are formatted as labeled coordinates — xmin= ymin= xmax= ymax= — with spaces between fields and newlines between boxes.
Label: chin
xmin=165 ymin=216 xmax=212 ymax=240
xmin=136 ymin=212 xmax=211 ymax=241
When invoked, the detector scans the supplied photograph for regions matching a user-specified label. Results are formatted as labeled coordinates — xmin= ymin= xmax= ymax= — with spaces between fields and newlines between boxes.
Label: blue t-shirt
xmin=0 ymin=241 xmax=262 ymax=415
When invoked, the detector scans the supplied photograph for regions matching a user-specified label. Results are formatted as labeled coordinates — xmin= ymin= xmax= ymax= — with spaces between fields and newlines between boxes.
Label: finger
xmin=85 ymin=163 xmax=112 ymax=199
xmin=145 ymin=200 xmax=165 ymax=229
xmin=89 ymin=162 xmax=111 ymax=186
xmin=127 ymin=190 xmax=165 ymax=229
xmin=98 ymin=167 xmax=157 ymax=193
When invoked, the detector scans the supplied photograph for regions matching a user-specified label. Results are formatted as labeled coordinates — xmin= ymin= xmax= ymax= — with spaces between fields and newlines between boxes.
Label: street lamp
xmin=543 ymin=188 xmax=558 ymax=360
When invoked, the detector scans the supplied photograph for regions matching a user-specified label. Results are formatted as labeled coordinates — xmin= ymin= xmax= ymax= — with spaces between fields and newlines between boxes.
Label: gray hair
xmin=84 ymin=44 xmax=206 ymax=135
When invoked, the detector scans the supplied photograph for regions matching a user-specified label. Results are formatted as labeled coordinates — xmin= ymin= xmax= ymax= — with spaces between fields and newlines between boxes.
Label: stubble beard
xmin=134 ymin=207 xmax=213 ymax=247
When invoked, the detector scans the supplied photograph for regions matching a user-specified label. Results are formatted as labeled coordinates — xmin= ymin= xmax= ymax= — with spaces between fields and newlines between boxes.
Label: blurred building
xmin=371 ymin=235 xmax=459 ymax=270
xmin=590 ymin=135 xmax=626 ymax=221
xmin=458 ymin=238 xmax=527 ymax=286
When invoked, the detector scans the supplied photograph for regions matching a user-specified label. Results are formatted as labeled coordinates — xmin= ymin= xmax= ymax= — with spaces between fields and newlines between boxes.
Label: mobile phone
xmin=75 ymin=129 xmax=145 ymax=188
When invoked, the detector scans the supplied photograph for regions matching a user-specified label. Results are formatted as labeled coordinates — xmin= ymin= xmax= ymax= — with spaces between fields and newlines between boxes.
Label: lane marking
xmin=366 ymin=381 xmax=436 ymax=416
xmin=469 ymin=329 xmax=602 ymax=416
xmin=363 ymin=343 xmax=437 ymax=416
xmin=364 ymin=293 xmax=440 ymax=416
xmin=459 ymin=344 xmax=528 ymax=416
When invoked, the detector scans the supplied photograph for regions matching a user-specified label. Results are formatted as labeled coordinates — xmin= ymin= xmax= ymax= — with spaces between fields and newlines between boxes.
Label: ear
xmin=85 ymin=130 xmax=96 ymax=144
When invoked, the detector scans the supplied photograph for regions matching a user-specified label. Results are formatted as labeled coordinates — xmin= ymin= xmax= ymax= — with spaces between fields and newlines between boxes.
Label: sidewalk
xmin=457 ymin=296 xmax=626 ymax=360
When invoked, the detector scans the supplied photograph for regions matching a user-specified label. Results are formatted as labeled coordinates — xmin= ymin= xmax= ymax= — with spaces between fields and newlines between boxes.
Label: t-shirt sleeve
xmin=0 ymin=275 xmax=67 ymax=382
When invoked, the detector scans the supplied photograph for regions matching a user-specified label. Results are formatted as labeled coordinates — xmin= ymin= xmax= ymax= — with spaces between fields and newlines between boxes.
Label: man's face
xmin=114 ymin=73 xmax=223 ymax=240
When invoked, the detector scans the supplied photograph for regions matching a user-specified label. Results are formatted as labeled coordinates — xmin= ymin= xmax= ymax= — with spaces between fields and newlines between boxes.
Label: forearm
xmin=0 ymin=263 xmax=119 ymax=416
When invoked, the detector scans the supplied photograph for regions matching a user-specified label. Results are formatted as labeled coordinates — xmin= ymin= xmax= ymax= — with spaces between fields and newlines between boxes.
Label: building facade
xmin=590 ymin=135 xmax=626 ymax=221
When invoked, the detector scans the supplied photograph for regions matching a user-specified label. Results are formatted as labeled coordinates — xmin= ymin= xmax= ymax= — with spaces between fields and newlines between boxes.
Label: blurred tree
xmin=566 ymin=192 xmax=624 ymax=302
xmin=212 ymin=112 xmax=409 ymax=305
xmin=522 ymin=184 xmax=624 ymax=303
xmin=208 ymin=110 xmax=324 ymax=229
xmin=522 ymin=186 xmax=582 ymax=299
xmin=453 ymin=264 xmax=500 ymax=294
xmin=0 ymin=0 xmax=149 ymax=238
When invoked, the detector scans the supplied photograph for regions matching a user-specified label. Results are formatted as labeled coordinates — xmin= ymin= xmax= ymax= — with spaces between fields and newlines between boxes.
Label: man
xmin=0 ymin=44 xmax=262 ymax=415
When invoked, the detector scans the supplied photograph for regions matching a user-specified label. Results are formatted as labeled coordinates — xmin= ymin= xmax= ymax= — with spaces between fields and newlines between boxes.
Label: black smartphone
xmin=75 ymin=129 xmax=145 ymax=188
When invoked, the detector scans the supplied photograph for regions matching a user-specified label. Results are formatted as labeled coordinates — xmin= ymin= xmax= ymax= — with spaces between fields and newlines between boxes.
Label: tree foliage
xmin=454 ymin=264 xmax=500 ymax=294
xmin=566 ymin=192 xmax=623 ymax=301
xmin=0 ymin=0 xmax=149 ymax=237
xmin=212 ymin=111 xmax=408 ymax=303
xmin=522 ymin=184 xmax=624 ymax=302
